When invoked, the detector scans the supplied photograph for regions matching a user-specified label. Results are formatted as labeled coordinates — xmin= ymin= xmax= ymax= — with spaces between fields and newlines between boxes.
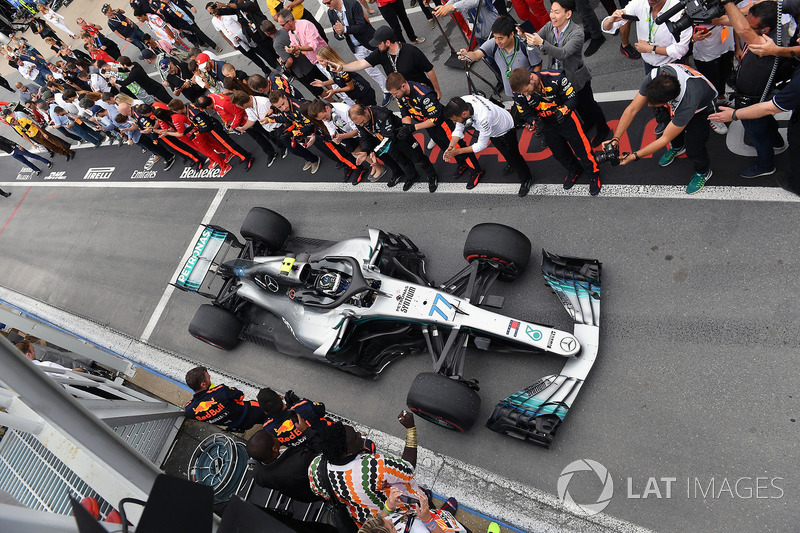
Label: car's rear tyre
xmin=463 ymin=223 xmax=532 ymax=282
xmin=189 ymin=304 xmax=242 ymax=351
xmin=240 ymin=207 xmax=291 ymax=250
xmin=406 ymin=372 xmax=481 ymax=432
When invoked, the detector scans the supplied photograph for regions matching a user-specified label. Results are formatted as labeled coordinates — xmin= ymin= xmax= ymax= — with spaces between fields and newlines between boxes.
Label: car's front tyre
xmin=406 ymin=372 xmax=481 ymax=432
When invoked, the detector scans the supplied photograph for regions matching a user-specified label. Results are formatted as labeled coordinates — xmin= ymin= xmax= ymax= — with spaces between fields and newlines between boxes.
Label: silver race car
xmin=176 ymin=207 xmax=602 ymax=447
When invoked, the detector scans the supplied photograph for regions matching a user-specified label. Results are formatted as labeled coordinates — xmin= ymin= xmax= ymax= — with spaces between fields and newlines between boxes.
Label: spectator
xmin=134 ymin=9 xmax=193 ymax=55
xmin=0 ymin=134 xmax=52 ymax=176
xmin=2 ymin=109 xmax=74 ymax=160
xmin=148 ymin=0 xmax=222 ymax=50
xmin=103 ymin=4 xmax=148 ymax=52
xmin=115 ymin=112 xmax=178 ymax=168
xmin=306 ymin=98 xmax=372 ymax=183
xmin=215 ymin=0 xmax=280 ymax=68
xmin=263 ymin=20 xmax=327 ymax=97
xmin=522 ymin=0 xmax=612 ymax=145
xmin=30 ymin=17 xmax=64 ymax=48
xmin=265 ymin=0 xmax=329 ymax=42
xmin=183 ymin=366 xmax=267 ymax=431
xmin=315 ymin=46 xmax=377 ymax=105
xmin=374 ymin=0 xmax=425 ymax=45
xmin=602 ymin=0 xmax=691 ymax=134
xmin=510 ymin=68 xmax=601 ymax=195
xmin=207 ymin=3 xmax=273 ymax=75
xmin=349 ymin=102 xmax=439 ymax=192
xmin=709 ymin=66 xmax=800 ymax=197
xmin=277 ymin=9 xmax=327 ymax=67
xmin=603 ymin=64 xmax=717 ymax=194
xmin=324 ymin=0 xmax=389 ymax=104
xmin=160 ymin=57 xmax=206 ymax=101
xmin=430 ymin=0 xmax=498 ymax=45
xmin=18 ymin=59 xmax=49 ymax=88
xmin=155 ymin=103 xmax=233 ymax=174
xmin=386 ymin=72 xmax=482 ymax=187
xmin=336 ymin=25 xmax=441 ymax=100
xmin=80 ymin=29 xmax=122 ymax=61
xmin=309 ymin=411 xmax=465 ymax=532
xmin=134 ymin=102 xmax=206 ymax=166
xmin=721 ymin=0 xmax=785 ymax=179
xmin=360 ymin=486 xmax=447 ymax=533
xmin=176 ymin=97 xmax=255 ymax=169
xmin=15 ymin=82 xmax=40 ymax=105
xmin=37 ymin=4 xmax=78 ymax=39
xmin=14 ymin=339 xmax=91 ymax=371
xmin=246 ymin=429 xmax=324 ymax=502
xmin=52 ymin=106 xmax=104 ymax=147
xmin=228 ymin=90 xmax=283 ymax=165
xmin=114 ymin=56 xmax=174 ymax=104
xmin=444 ymin=94 xmax=534 ymax=196
xmin=458 ymin=16 xmax=542 ymax=98
xmin=268 ymin=90 xmax=323 ymax=172
xmin=194 ymin=51 xmax=226 ymax=91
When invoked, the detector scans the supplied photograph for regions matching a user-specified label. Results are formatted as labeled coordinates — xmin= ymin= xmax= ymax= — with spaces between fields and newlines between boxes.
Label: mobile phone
xmin=621 ymin=14 xmax=640 ymax=21
xmin=399 ymin=495 xmax=420 ymax=506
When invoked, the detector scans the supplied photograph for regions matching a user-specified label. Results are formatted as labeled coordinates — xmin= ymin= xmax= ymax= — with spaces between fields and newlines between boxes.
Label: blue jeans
xmin=69 ymin=122 xmax=103 ymax=146
xmin=742 ymin=116 xmax=781 ymax=170
xmin=12 ymin=147 xmax=49 ymax=171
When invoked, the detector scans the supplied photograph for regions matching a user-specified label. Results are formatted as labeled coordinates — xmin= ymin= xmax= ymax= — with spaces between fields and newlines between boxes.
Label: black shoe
xmin=591 ymin=128 xmax=613 ymax=147
xmin=352 ymin=168 xmax=367 ymax=185
xmin=164 ymin=156 xmax=176 ymax=171
xmin=267 ymin=152 xmax=277 ymax=167
xmin=245 ymin=156 xmax=254 ymax=171
xmin=196 ymin=160 xmax=204 ymax=171
xmin=279 ymin=145 xmax=288 ymax=159
xmin=502 ymin=163 xmax=514 ymax=175
xmin=584 ymin=36 xmax=605 ymax=57
xmin=564 ymin=169 xmax=582 ymax=190
xmin=466 ymin=168 xmax=484 ymax=190
xmin=402 ymin=176 xmax=418 ymax=191
xmin=590 ymin=175 xmax=602 ymax=196
xmin=620 ymin=43 xmax=641 ymax=59
xmin=450 ymin=164 xmax=469 ymax=180
xmin=654 ymin=122 xmax=667 ymax=136
xmin=46 ymin=161 xmax=52 ymax=168
xmin=35 ymin=169 xmax=41 ymax=176
xmin=343 ymin=168 xmax=354 ymax=182
xmin=381 ymin=93 xmax=393 ymax=107
xmin=387 ymin=174 xmax=402 ymax=187
xmin=48 ymin=150 xmax=55 ymax=158
xmin=518 ymin=179 xmax=532 ymax=197
xmin=1 ymin=191 xmax=11 ymax=198
xmin=336 ymin=160 xmax=344 ymax=169
xmin=428 ymin=176 xmax=438 ymax=193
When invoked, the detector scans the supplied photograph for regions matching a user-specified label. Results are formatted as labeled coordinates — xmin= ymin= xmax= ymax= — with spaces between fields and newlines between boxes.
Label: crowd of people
xmin=0 ymin=0 xmax=798 ymax=199
xmin=184 ymin=365 xmax=467 ymax=532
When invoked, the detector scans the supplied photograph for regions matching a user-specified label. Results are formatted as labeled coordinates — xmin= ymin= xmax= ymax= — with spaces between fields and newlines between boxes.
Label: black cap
xmin=101 ymin=3 xmax=111 ymax=13
xmin=140 ymin=49 xmax=155 ymax=60
xmin=369 ymin=26 xmax=396 ymax=48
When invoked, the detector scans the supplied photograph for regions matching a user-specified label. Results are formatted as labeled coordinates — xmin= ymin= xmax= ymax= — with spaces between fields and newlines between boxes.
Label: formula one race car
xmin=175 ymin=208 xmax=601 ymax=447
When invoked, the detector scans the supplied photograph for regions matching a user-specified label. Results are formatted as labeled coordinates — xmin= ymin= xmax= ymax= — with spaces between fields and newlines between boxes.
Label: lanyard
xmin=388 ymin=44 xmax=401 ymax=72
xmin=499 ymin=37 xmax=518 ymax=79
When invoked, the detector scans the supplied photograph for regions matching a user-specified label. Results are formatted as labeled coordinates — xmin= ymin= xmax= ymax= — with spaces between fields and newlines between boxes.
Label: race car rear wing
xmin=173 ymin=225 xmax=243 ymax=298
xmin=486 ymin=251 xmax=602 ymax=448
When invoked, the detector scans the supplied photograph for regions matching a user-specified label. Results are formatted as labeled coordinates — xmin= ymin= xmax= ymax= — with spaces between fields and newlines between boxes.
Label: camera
xmin=399 ymin=495 xmax=420 ymax=506
xmin=655 ymin=0 xmax=734 ymax=40
xmin=594 ymin=142 xmax=620 ymax=166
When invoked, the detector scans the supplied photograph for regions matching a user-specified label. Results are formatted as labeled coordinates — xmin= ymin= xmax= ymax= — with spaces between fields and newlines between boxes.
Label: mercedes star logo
xmin=560 ymin=337 xmax=576 ymax=352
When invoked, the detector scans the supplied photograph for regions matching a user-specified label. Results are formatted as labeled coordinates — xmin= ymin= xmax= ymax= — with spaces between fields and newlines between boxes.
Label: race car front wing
xmin=486 ymin=251 xmax=602 ymax=448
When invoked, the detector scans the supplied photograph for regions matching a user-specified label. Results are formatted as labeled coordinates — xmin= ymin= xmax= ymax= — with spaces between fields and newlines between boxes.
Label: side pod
xmin=486 ymin=251 xmax=602 ymax=448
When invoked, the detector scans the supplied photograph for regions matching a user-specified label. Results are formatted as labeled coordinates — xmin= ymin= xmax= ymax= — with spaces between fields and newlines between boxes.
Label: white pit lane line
xmin=140 ymin=187 xmax=228 ymax=343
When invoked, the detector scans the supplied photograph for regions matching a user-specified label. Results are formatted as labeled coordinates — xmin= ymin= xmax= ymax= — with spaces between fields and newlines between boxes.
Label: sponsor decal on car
xmin=506 ymin=320 xmax=520 ymax=337
xmin=525 ymin=325 xmax=542 ymax=341
xmin=395 ymin=286 xmax=415 ymax=313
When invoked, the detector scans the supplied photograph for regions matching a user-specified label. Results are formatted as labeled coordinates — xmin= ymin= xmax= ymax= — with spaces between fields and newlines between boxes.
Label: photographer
xmin=709 ymin=66 xmax=800 ymax=197
xmin=719 ymin=0 xmax=786 ymax=179
xmin=606 ymin=64 xmax=717 ymax=194
xmin=510 ymin=67 xmax=601 ymax=195
xmin=602 ymin=0 xmax=691 ymax=135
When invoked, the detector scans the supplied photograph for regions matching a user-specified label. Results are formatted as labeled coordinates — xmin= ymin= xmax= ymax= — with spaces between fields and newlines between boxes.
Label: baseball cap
xmin=369 ymin=26 xmax=395 ymax=48
xmin=101 ymin=3 xmax=111 ymax=13
xmin=196 ymin=52 xmax=210 ymax=69
xmin=159 ymin=57 xmax=172 ymax=70
xmin=140 ymin=49 xmax=155 ymax=60
xmin=90 ymin=105 xmax=104 ymax=114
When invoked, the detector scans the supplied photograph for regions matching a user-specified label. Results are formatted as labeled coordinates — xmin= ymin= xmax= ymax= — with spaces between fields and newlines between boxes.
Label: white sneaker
xmin=710 ymin=121 xmax=728 ymax=135
xmin=427 ymin=138 xmax=436 ymax=150
xmin=774 ymin=140 xmax=788 ymax=155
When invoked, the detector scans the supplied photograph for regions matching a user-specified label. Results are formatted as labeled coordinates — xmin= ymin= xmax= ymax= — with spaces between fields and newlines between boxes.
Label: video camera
xmin=655 ymin=0 xmax=736 ymax=40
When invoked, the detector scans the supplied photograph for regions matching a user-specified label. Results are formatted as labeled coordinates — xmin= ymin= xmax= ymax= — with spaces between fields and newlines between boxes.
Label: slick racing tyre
xmin=189 ymin=304 xmax=242 ymax=351
xmin=406 ymin=372 xmax=481 ymax=432
xmin=240 ymin=207 xmax=291 ymax=250
xmin=463 ymin=223 xmax=532 ymax=281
